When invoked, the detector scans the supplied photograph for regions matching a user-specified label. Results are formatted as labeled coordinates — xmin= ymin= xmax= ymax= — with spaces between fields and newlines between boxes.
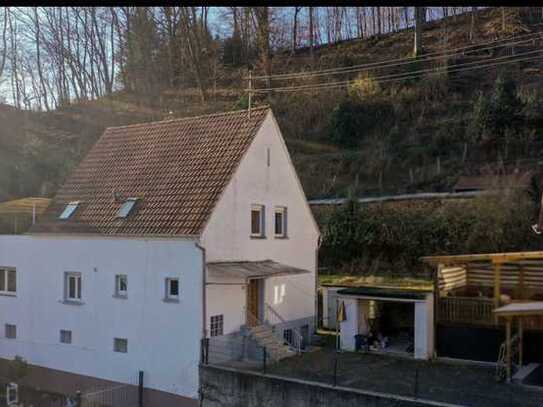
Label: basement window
xmin=60 ymin=329 xmax=72 ymax=344
xmin=59 ymin=201 xmax=79 ymax=220
xmin=117 ymin=198 xmax=139 ymax=218
xmin=114 ymin=338 xmax=128 ymax=353
xmin=5 ymin=324 xmax=16 ymax=339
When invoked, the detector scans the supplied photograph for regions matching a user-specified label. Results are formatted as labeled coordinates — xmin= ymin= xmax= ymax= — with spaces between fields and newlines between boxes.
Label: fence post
xmin=414 ymin=366 xmax=419 ymax=399
xmin=75 ymin=390 xmax=82 ymax=407
xmin=262 ymin=347 xmax=267 ymax=374
xmin=333 ymin=352 xmax=338 ymax=387
xmin=138 ymin=370 xmax=144 ymax=407
xmin=200 ymin=338 xmax=204 ymax=364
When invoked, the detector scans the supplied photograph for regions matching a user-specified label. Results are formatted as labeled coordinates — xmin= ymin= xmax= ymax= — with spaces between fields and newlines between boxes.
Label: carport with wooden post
xmin=494 ymin=302 xmax=543 ymax=382
xmin=422 ymin=251 xmax=543 ymax=370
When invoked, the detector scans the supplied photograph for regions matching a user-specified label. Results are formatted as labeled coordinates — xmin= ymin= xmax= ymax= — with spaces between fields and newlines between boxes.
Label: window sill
xmin=250 ymin=235 xmax=266 ymax=239
xmin=61 ymin=299 xmax=84 ymax=306
xmin=112 ymin=294 xmax=128 ymax=300
xmin=274 ymin=235 xmax=289 ymax=240
xmin=163 ymin=297 xmax=180 ymax=303
xmin=0 ymin=292 xmax=16 ymax=297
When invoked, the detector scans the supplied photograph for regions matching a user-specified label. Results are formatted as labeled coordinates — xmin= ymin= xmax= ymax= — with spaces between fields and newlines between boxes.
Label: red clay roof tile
xmin=31 ymin=107 xmax=270 ymax=236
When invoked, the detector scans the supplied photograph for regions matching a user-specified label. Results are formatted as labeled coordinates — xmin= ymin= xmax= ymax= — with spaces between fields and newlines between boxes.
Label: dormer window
xmin=59 ymin=201 xmax=79 ymax=220
xmin=117 ymin=198 xmax=139 ymax=218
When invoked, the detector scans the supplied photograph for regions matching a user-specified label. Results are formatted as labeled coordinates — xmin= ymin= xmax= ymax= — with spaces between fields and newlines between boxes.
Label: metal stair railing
xmin=264 ymin=303 xmax=304 ymax=354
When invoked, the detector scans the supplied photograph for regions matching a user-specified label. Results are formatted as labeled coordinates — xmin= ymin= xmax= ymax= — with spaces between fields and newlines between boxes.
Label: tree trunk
xmin=414 ymin=7 xmax=425 ymax=56
xmin=253 ymin=7 xmax=271 ymax=89
xmin=470 ymin=7 xmax=477 ymax=41
xmin=292 ymin=7 xmax=300 ymax=55
xmin=308 ymin=7 xmax=314 ymax=63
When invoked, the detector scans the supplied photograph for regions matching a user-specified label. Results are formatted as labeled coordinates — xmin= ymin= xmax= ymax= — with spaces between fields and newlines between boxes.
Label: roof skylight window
xmin=117 ymin=198 xmax=139 ymax=218
xmin=59 ymin=201 xmax=80 ymax=220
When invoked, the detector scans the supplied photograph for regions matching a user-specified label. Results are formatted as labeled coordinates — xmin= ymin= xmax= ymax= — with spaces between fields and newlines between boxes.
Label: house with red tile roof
xmin=0 ymin=106 xmax=320 ymax=406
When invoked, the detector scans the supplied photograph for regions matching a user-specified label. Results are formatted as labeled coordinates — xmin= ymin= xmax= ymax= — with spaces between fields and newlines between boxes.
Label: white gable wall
xmin=0 ymin=235 xmax=202 ymax=399
xmin=202 ymin=112 xmax=319 ymax=334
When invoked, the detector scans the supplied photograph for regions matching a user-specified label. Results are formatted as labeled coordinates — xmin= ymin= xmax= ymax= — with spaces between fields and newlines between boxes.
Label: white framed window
xmin=64 ymin=272 xmax=82 ymax=302
xmin=114 ymin=338 xmax=128 ymax=353
xmin=60 ymin=330 xmax=72 ymax=344
xmin=251 ymin=204 xmax=265 ymax=237
xmin=0 ymin=268 xmax=16 ymax=295
xmin=115 ymin=274 xmax=128 ymax=297
xmin=274 ymin=207 xmax=287 ymax=238
xmin=210 ymin=315 xmax=224 ymax=337
xmin=5 ymin=324 xmax=16 ymax=339
xmin=59 ymin=201 xmax=79 ymax=220
xmin=283 ymin=328 xmax=293 ymax=345
xmin=165 ymin=278 xmax=179 ymax=301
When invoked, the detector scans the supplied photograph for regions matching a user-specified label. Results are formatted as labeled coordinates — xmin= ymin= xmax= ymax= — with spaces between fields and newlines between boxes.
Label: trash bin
xmin=354 ymin=334 xmax=368 ymax=352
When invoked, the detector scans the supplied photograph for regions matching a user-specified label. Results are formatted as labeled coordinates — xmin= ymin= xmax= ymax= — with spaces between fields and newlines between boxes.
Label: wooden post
xmin=518 ymin=266 xmax=525 ymax=299
xmin=493 ymin=262 xmax=502 ymax=323
xmin=506 ymin=317 xmax=512 ymax=382
xmin=262 ymin=346 xmax=267 ymax=373
xmin=518 ymin=318 xmax=523 ymax=368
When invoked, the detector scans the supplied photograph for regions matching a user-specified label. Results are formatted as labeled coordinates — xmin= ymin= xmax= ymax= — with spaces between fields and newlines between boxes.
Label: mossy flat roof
xmin=319 ymin=274 xmax=433 ymax=291
xmin=337 ymin=286 xmax=430 ymax=300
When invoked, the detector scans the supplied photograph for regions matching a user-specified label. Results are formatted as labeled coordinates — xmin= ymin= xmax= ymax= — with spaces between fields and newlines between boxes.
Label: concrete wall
xmin=202 ymin=111 xmax=320 ymax=335
xmin=0 ymin=235 xmax=203 ymax=400
xmin=200 ymin=365 xmax=454 ymax=407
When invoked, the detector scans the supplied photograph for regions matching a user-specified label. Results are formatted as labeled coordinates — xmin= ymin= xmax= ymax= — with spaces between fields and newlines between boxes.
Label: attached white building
xmin=0 ymin=107 xmax=319 ymax=406
xmin=335 ymin=286 xmax=434 ymax=360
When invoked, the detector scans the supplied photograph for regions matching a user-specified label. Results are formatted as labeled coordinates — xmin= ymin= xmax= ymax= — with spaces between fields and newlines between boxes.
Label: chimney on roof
xmin=113 ymin=191 xmax=125 ymax=203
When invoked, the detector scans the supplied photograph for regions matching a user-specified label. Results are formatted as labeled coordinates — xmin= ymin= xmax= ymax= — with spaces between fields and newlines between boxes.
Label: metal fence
xmin=77 ymin=371 xmax=143 ymax=407
xmin=202 ymin=336 xmax=543 ymax=407
xmin=0 ymin=371 xmax=144 ymax=407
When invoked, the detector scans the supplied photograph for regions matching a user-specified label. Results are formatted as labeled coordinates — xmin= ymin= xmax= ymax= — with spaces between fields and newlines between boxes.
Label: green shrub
xmin=320 ymin=190 xmax=539 ymax=276
xmin=328 ymin=97 xmax=394 ymax=148
xmin=469 ymin=72 xmax=525 ymax=157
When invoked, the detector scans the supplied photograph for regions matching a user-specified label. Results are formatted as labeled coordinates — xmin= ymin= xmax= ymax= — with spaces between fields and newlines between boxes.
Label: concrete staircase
xmin=249 ymin=324 xmax=293 ymax=362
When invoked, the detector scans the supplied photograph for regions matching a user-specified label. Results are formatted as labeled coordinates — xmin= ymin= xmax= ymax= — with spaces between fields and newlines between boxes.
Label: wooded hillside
xmin=1 ymin=7 xmax=543 ymax=205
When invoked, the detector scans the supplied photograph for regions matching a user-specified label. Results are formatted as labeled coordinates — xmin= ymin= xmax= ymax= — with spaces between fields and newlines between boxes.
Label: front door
xmin=247 ymin=279 xmax=261 ymax=327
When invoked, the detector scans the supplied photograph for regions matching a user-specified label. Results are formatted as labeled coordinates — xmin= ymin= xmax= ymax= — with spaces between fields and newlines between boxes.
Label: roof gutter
xmin=195 ymin=242 xmax=207 ymax=343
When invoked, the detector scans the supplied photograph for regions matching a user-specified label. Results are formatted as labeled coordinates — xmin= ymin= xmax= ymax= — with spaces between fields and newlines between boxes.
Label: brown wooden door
xmin=247 ymin=279 xmax=260 ymax=327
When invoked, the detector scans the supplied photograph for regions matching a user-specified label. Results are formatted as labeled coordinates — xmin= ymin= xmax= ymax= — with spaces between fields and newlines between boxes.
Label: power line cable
xmin=248 ymin=31 xmax=543 ymax=81
xmin=249 ymin=50 xmax=543 ymax=94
